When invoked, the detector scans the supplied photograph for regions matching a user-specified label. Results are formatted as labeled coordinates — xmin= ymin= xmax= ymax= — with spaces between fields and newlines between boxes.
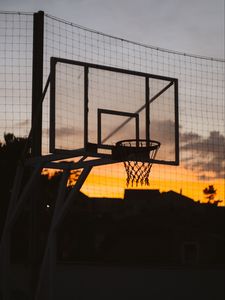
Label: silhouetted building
xmin=55 ymin=189 xmax=224 ymax=267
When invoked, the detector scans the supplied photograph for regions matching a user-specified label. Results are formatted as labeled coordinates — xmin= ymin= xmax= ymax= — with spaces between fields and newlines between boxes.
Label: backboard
xmin=50 ymin=57 xmax=179 ymax=165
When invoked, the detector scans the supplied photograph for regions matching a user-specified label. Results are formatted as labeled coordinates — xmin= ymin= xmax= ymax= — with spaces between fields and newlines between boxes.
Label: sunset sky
xmin=0 ymin=1 xmax=224 ymax=205
xmin=81 ymin=163 xmax=225 ymax=204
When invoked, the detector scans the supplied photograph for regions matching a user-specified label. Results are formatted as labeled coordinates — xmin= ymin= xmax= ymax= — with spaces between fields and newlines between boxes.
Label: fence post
xmin=30 ymin=10 xmax=44 ymax=300
xmin=32 ymin=10 xmax=44 ymax=157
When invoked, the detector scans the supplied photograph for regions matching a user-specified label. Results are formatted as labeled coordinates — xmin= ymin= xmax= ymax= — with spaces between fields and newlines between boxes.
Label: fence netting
xmin=0 ymin=12 xmax=224 ymax=203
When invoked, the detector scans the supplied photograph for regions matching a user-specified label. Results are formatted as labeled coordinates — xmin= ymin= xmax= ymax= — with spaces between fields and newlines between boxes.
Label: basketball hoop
xmin=114 ymin=139 xmax=160 ymax=187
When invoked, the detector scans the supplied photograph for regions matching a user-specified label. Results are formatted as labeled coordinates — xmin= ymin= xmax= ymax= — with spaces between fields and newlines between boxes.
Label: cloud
xmin=180 ymin=132 xmax=201 ymax=142
xmin=150 ymin=119 xmax=176 ymax=145
xmin=55 ymin=127 xmax=78 ymax=137
xmin=42 ymin=126 xmax=83 ymax=139
xmin=15 ymin=119 xmax=30 ymax=127
xmin=181 ymin=131 xmax=225 ymax=179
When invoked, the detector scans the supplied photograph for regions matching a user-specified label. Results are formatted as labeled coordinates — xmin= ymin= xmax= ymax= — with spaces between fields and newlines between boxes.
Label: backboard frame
xmin=49 ymin=57 xmax=179 ymax=165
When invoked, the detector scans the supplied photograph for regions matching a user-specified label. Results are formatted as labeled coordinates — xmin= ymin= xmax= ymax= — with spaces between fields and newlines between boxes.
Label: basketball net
xmin=124 ymin=160 xmax=153 ymax=187
xmin=115 ymin=140 xmax=160 ymax=187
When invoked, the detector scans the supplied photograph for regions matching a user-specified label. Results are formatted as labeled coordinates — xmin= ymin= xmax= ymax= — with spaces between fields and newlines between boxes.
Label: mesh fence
xmin=0 ymin=11 xmax=224 ymax=203
xmin=0 ymin=12 xmax=33 ymax=138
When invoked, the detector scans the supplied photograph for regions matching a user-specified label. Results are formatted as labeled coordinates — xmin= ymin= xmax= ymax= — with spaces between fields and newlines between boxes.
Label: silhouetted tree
xmin=0 ymin=133 xmax=62 ymax=239
xmin=203 ymin=185 xmax=217 ymax=203
xmin=0 ymin=133 xmax=30 ymax=236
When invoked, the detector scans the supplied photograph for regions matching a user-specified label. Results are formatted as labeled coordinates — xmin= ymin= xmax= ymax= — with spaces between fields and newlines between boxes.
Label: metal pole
xmin=31 ymin=10 xmax=44 ymax=299
xmin=50 ymin=58 xmax=56 ymax=153
xmin=35 ymin=167 xmax=91 ymax=300
xmin=0 ymin=164 xmax=42 ymax=300
xmin=84 ymin=66 xmax=89 ymax=149
xmin=32 ymin=10 xmax=44 ymax=157
xmin=145 ymin=77 xmax=150 ymax=144
xmin=0 ymin=165 xmax=24 ymax=300
xmin=174 ymin=79 xmax=179 ymax=165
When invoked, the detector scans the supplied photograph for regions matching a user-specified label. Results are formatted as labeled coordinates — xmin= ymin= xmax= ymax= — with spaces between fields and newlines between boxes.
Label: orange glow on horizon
xmin=42 ymin=162 xmax=225 ymax=206
xmin=81 ymin=172 xmax=225 ymax=205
